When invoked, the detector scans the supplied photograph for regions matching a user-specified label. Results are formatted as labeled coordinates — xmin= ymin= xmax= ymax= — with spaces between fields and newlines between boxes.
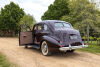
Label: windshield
xmin=54 ymin=22 xmax=72 ymax=29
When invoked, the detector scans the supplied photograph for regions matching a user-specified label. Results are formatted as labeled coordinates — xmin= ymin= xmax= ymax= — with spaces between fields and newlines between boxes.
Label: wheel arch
xmin=40 ymin=36 xmax=60 ymax=48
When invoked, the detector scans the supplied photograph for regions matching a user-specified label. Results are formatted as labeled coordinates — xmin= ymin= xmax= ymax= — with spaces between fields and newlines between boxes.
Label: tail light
xmin=60 ymin=45 xmax=63 ymax=47
xmin=58 ymin=40 xmax=63 ymax=47
xmin=58 ymin=40 xmax=61 ymax=43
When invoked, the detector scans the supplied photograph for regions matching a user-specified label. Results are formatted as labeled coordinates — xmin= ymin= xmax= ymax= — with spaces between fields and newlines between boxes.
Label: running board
xmin=28 ymin=44 xmax=40 ymax=49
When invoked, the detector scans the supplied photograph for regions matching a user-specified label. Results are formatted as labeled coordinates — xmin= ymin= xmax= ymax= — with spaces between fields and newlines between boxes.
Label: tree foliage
xmin=19 ymin=14 xmax=36 ymax=31
xmin=61 ymin=0 xmax=100 ymax=37
xmin=0 ymin=2 xmax=24 ymax=36
xmin=41 ymin=0 xmax=70 ymax=20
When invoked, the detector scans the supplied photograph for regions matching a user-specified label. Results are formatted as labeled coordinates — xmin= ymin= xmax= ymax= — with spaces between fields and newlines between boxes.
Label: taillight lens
xmin=58 ymin=40 xmax=61 ymax=43
xmin=58 ymin=40 xmax=63 ymax=47
xmin=60 ymin=45 xmax=63 ymax=47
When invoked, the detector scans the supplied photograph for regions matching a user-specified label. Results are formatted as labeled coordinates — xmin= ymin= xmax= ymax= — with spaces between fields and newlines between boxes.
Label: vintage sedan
xmin=19 ymin=20 xmax=88 ymax=56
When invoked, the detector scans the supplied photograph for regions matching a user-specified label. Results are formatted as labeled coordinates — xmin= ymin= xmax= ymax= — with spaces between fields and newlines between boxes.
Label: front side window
xmin=37 ymin=24 xmax=42 ymax=30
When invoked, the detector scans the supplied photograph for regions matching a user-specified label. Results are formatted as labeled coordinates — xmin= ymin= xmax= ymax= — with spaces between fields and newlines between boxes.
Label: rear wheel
xmin=41 ymin=41 xmax=51 ymax=56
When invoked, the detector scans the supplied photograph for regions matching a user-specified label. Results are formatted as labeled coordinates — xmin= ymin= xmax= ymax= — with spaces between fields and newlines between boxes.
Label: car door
xmin=19 ymin=25 xmax=33 ymax=46
xmin=34 ymin=24 xmax=43 ymax=44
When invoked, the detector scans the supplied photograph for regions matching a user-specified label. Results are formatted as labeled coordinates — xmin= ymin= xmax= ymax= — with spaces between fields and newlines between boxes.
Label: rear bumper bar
xmin=59 ymin=44 xmax=88 ymax=51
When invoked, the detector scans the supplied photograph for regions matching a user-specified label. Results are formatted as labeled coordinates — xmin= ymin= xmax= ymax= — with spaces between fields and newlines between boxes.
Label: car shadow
xmin=24 ymin=47 xmax=81 ymax=58
xmin=25 ymin=47 xmax=41 ymax=53
xmin=52 ymin=52 xmax=80 ymax=58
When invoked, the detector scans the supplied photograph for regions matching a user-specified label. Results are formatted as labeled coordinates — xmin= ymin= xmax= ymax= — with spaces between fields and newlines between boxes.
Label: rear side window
xmin=43 ymin=24 xmax=48 ymax=31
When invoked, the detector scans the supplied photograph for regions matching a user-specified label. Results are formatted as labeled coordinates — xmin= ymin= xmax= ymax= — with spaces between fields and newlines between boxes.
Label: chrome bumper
xmin=59 ymin=44 xmax=88 ymax=51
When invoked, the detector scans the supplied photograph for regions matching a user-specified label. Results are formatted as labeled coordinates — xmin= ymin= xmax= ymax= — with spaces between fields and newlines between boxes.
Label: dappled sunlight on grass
xmin=78 ymin=41 xmax=100 ymax=54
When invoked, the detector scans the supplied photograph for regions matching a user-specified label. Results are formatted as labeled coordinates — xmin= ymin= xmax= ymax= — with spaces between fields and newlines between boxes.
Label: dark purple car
xmin=19 ymin=20 xmax=88 ymax=56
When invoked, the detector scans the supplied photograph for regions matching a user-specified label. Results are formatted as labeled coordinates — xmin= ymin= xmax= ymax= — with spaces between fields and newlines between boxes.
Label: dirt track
xmin=0 ymin=37 xmax=100 ymax=67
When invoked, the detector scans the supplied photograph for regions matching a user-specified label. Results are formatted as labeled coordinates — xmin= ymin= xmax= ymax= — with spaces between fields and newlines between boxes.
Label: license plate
xmin=70 ymin=35 xmax=78 ymax=39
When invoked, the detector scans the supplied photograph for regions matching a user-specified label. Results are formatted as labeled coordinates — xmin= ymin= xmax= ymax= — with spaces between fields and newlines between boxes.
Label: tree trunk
xmin=87 ymin=24 xmax=89 ymax=44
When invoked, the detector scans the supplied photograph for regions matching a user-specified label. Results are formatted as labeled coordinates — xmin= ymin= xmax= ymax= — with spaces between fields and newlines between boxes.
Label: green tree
xmin=19 ymin=14 xmax=36 ymax=31
xmin=0 ymin=2 xmax=24 ymax=36
xmin=61 ymin=0 xmax=91 ymax=25
xmin=61 ymin=0 xmax=100 ymax=43
xmin=41 ymin=0 xmax=70 ymax=20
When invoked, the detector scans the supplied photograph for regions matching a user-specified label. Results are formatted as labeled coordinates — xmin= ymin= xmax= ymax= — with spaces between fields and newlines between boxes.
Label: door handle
xmin=23 ymin=35 xmax=26 ymax=37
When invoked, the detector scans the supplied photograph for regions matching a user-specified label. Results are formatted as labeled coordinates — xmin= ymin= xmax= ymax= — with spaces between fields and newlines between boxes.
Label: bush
xmin=93 ymin=37 xmax=97 ymax=41
xmin=97 ymin=38 xmax=100 ymax=46
xmin=89 ymin=36 xmax=93 ymax=41
xmin=82 ymin=36 xmax=87 ymax=41
xmin=78 ymin=41 xmax=100 ymax=54
xmin=97 ymin=38 xmax=100 ymax=41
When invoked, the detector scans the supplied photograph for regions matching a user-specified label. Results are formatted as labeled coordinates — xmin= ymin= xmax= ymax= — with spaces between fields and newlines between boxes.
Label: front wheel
xmin=25 ymin=45 xmax=28 ymax=48
xmin=41 ymin=41 xmax=51 ymax=56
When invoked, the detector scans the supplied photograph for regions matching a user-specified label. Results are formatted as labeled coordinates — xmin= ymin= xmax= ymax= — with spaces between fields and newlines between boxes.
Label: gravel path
xmin=0 ymin=37 xmax=100 ymax=67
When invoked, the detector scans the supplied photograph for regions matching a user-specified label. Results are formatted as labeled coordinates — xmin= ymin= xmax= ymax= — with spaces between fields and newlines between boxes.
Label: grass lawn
xmin=78 ymin=41 xmax=100 ymax=54
xmin=0 ymin=53 xmax=11 ymax=67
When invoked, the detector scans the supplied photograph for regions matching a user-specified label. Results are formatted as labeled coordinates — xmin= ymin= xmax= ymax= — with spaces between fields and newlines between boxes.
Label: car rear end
xmin=54 ymin=28 xmax=88 ymax=52
xmin=57 ymin=30 xmax=88 ymax=51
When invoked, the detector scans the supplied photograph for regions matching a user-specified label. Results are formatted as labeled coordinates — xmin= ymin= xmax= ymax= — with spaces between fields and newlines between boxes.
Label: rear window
xmin=54 ymin=22 xmax=72 ymax=29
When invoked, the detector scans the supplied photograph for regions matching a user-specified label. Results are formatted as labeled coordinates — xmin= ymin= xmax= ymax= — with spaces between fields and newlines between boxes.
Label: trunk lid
xmin=54 ymin=28 xmax=82 ymax=47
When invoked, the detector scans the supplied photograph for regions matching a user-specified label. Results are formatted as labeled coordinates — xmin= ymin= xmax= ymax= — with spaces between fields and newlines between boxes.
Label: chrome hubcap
xmin=41 ymin=41 xmax=48 ymax=55
xmin=43 ymin=45 xmax=47 ymax=53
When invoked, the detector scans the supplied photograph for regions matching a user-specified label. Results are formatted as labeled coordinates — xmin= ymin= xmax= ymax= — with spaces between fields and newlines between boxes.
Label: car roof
xmin=35 ymin=20 xmax=68 ymax=25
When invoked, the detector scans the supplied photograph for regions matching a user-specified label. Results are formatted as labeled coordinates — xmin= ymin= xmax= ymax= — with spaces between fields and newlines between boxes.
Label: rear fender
xmin=41 ymin=36 xmax=60 ymax=48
